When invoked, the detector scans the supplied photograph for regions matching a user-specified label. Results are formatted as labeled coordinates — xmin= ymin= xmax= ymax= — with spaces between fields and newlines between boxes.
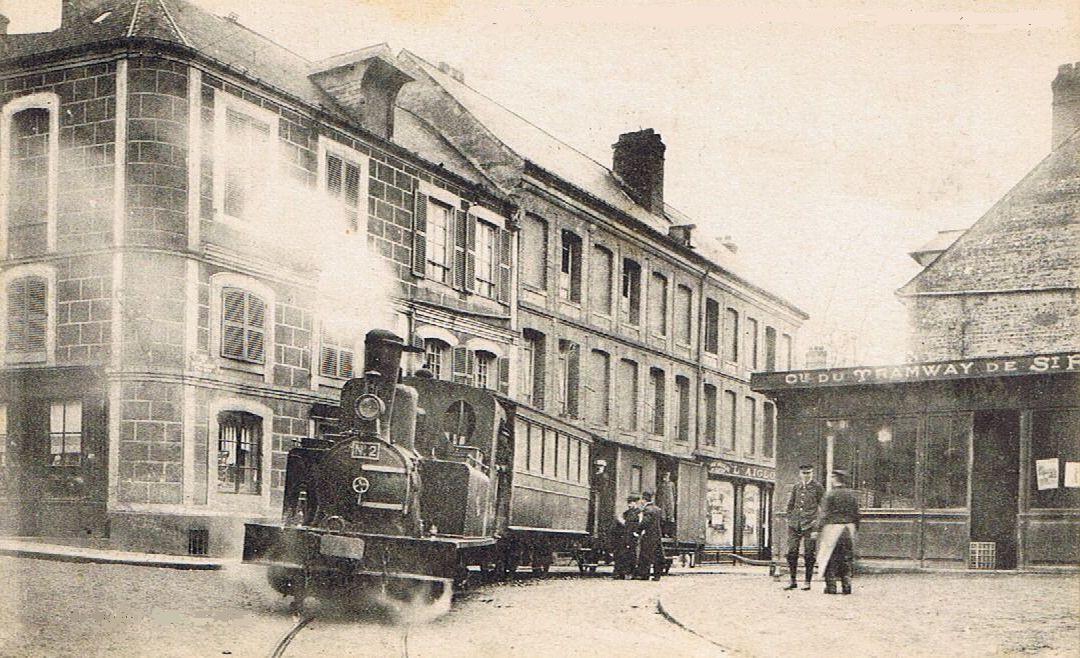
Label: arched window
xmin=217 ymin=410 xmax=263 ymax=494
xmin=474 ymin=350 xmax=496 ymax=389
xmin=423 ymin=338 xmax=449 ymax=380
xmin=1 ymin=93 xmax=60 ymax=257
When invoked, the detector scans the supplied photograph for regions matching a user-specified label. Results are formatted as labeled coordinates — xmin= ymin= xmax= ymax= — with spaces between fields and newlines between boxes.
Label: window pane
xmin=704 ymin=299 xmax=719 ymax=354
xmin=924 ymin=414 xmax=969 ymax=508
xmin=675 ymin=285 xmax=692 ymax=344
xmin=724 ymin=308 xmax=739 ymax=361
xmin=829 ymin=417 xmax=917 ymax=509
xmin=50 ymin=402 xmax=65 ymax=432
xmin=65 ymin=401 xmax=82 ymax=433
xmin=1030 ymin=408 xmax=1080 ymax=509
xmin=590 ymin=246 xmax=613 ymax=314
xmin=521 ymin=215 xmax=547 ymax=288
xmin=528 ymin=424 xmax=543 ymax=473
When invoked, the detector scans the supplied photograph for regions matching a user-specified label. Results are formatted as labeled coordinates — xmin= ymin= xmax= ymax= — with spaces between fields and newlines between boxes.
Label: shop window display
xmin=826 ymin=416 xmax=917 ymax=509
xmin=1031 ymin=408 xmax=1080 ymax=509
xmin=706 ymin=479 xmax=734 ymax=547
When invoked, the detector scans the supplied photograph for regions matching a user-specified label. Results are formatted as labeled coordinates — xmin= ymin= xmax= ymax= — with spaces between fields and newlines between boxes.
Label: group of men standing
xmin=612 ymin=491 xmax=668 ymax=580
xmin=784 ymin=464 xmax=861 ymax=595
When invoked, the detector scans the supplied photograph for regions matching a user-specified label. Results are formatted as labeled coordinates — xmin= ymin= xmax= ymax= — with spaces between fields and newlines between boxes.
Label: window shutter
xmin=320 ymin=345 xmax=337 ymax=378
xmin=343 ymin=162 xmax=361 ymax=233
xmin=464 ymin=212 xmax=477 ymax=293
xmin=246 ymin=294 xmax=266 ymax=363
xmin=6 ymin=279 xmax=26 ymax=352
xmin=496 ymin=228 xmax=512 ymax=304
xmin=452 ymin=346 xmax=470 ymax=385
xmin=340 ymin=348 xmax=354 ymax=379
xmin=326 ymin=154 xmax=343 ymax=197
xmin=567 ymin=343 xmax=580 ymax=417
xmin=453 ymin=209 xmax=468 ymax=290
xmin=221 ymin=288 xmax=246 ymax=360
xmin=25 ymin=277 xmax=46 ymax=352
xmin=497 ymin=356 xmax=510 ymax=395
xmin=412 ymin=193 xmax=428 ymax=278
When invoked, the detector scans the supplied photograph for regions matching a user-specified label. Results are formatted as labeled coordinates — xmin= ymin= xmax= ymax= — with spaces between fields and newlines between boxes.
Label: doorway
xmin=970 ymin=411 xmax=1020 ymax=569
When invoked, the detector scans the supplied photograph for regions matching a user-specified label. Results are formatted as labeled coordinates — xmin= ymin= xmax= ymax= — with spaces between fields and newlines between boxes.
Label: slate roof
xmin=899 ymin=129 xmax=1080 ymax=295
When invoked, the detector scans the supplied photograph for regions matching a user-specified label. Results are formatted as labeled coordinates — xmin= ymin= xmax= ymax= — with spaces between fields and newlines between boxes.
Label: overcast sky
xmin=7 ymin=0 xmax=1079 ymax=364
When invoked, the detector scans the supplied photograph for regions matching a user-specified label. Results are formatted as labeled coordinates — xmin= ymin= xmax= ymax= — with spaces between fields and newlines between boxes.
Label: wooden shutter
xmin=4 ymin=277 xmax=44 ymax=353
xmin=497 ymin=356 xmax=510 ymax=395
xmin=320 ymin=345 xmax=338 ymax=378
xmin=246 ymin=294 xmax=266 ymax=363
xmin=452 ymin=346 xmax=471 ymax=385
xmin=343 ymin=161 xmax=361 ymax=233
xmin=412 ymin=193 xmax=428 ymax=278
xmin=496 ymin=228 xmax=512 ymax=304
xmin=464 ymin=212 xmax=477 ymax=293
xmin=340 ymin=348 xmax=354 ymax=378
xmin=453 ymin=208 xmax=468 ymax=290
xmin=566 ymin=343 xmax=580 ymax=417
xmin=221 ymin=288 xmax=246 ymax=360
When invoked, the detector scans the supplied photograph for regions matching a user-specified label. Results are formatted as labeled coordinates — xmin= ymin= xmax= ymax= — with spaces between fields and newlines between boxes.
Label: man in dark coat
xmin=816 ymin=469 xmax=861 ymax=595
xmin=612 ymin=495 xmax=641 ymax=579
xmin=635 ymin=491 xmax=665 ymax=580
xmin=784 ymin=464 xmax=825 ymax=590
xmin=656 ymin=471 xmax=677 ymax=537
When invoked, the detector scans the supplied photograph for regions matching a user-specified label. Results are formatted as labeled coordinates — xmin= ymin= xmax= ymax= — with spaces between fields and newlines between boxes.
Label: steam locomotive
xmin=242 ymin=328 xmax=704 ymax=604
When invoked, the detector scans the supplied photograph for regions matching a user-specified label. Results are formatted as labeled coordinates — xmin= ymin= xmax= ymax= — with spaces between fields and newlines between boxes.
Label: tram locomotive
xmin=242 ymin=328 xmax=702 ymax=603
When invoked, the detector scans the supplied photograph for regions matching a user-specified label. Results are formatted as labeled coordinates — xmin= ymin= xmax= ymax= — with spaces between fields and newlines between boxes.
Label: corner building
xmin=0 ymin=0 xmax=805 ymax=557
xmin=754 ymin=62 xmax=1080 ymax=571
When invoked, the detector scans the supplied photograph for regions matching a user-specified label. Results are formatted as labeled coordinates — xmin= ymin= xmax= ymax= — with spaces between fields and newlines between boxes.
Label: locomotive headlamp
xmin=354 ymin=393 xmax=385 ymax=420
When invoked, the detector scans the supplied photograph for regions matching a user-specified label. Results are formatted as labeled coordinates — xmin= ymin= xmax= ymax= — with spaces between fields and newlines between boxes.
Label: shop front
xmin=752 ymin=352 xmax=1080 ymax=571
xmin=704 ymin=458 xmax=774 ymax=558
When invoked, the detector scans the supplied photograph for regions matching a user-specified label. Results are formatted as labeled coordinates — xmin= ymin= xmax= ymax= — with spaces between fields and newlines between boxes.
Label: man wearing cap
xmin=783 ymin=464 xmax=825 ymax=590
xmin=635 ymin=491 xmax=666 ymax=580
xmin=612 ymin=494 xmax=641 ymax=579
xmin=816 ymin=469 xmax=861 ymax=595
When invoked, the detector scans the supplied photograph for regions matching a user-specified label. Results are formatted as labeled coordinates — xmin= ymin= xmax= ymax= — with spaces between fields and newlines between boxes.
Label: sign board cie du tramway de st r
xmin=751 ymin=352 xmax=1080 ymax=390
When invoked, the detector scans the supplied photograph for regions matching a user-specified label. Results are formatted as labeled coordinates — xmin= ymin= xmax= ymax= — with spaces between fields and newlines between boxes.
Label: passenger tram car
xmin=242 ymin=329 xmax=704 ymax=603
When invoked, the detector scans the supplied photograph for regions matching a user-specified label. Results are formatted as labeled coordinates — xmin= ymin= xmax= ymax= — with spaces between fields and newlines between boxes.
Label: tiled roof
xmin=899 ymin=129 xmax=1080 ymax=295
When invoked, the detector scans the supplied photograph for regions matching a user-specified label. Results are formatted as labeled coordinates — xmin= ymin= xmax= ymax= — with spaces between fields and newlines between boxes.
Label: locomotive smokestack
xmin=338 ymin=329 xmax=422 ymax=440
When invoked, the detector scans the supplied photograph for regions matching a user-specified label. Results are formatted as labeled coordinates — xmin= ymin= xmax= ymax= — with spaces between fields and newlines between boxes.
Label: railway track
xmin=268 ymin=613 xmax=316 ymax=658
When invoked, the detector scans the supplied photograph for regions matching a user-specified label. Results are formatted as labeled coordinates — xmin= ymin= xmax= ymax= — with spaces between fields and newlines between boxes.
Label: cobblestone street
xmin=1 ymin=556 xmax=1076 ymax=657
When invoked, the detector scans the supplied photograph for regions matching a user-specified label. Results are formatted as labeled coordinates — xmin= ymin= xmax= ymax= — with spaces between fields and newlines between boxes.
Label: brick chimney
xmin=613 ymin=129 xmax=666 ymax=215
xmin=1052 ymin=61 xmax=1080 ymax=150
xmin=0 ymin=13 xmax=9 ymax=36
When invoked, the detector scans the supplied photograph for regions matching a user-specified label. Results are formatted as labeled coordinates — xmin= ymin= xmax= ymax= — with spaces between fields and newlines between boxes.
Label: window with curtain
xmin=217 ymin=411 xmax=262 ymax=494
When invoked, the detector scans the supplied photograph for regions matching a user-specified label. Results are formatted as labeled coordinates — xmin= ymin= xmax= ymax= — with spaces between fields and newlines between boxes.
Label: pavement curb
xmin=0 ymin=545 xmax=224 ymax=570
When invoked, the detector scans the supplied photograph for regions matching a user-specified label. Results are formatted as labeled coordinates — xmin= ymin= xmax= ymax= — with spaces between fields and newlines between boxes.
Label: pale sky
xmin=7 ymin=0 xmax=1079 ymax=365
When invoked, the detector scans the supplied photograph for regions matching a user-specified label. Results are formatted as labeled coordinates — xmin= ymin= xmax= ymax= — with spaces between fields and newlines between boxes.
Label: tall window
xmin=746 ymin=317 xmax=759 ymax=370
xmin=924 ymin=414 xmax=969 ymax=508
xmin=589 ymin=245 xmax=614 ymax=314
xmin=649 ymin=367 xmax=666 ymax=435
xmin=6 ymin=275 xmax=47 ymax=360
xmin=649 ymin=272 xmax=668 ymax=336
xmin=704 ymin=298 xmax=720 ymax=355
xmin=782 ymin=333 xmax=793 ymax=369
xmin=556 ymin=339 xmax=580 ymax=417
xmin=703 ymin=384 xmax=718 ymax=446
xmin=6 ymin=102 xmax=55 ymax=256
xmin=724 ymin=390 xmax=737 ymax=449
xmin=222 ymin=108 xmax=271 ymax=219
xmin=521 ymin=215 xmax=547 ymax=289
xmin=764 ymin=326 xmax=777 ymax=371
xmin=676 ymin=375 xmax=690 ymax=442
xmin=559 ymin=231 xmax=582 ymax=302
xmin=425 ymin=200 xmax=453 ymax=284
xmin=763 ymin=401 xmax=775 ymax=458
xmin=423 ymin=338 xmax=449 ymax=380
xmin=588 ymin=349 xmax=610 ymax=425
xmin=675 ymin=284 xmax=693 ymax=345
xmin=475 ymin=221 xmax=498 ymax=299
xmin=745 ymin=396 xmax=757 ymax=454
xmin=217 ymin=411 xmax=262 ymax=494
xmin=324 ymin=151 xmax=362 ymax=232
xmin=621 ymin=258 xmax=641 ymax=325
xmin=474 ymin=351 xmax=496 ymax=390
xmin=49 ymin=401 xmax=82 ymax=467
xmin=618 ymin=359 xmax=638 ymax=430
xmin=723 ymin=308 xmax=739 ymax=363
xmin=521 ymin=329 xmax=545 ymax=408
xmin=221 ymin=288 xmax=266 ymax=364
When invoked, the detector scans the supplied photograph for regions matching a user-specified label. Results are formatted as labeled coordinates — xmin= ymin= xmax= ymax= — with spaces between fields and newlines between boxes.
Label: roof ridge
xmin=126 ymin=0 xmax=143 ymax=37
xmin=157 ymin=0 xmax=190 ymax=46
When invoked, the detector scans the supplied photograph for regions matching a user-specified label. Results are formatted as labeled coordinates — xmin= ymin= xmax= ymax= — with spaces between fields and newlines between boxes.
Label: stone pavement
xmin=657 ymin=571 xmax=1080 ymax=657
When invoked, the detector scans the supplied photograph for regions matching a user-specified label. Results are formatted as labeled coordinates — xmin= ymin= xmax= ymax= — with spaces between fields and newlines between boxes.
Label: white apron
xmin=814 ymin=523 xmax=856 ymax=568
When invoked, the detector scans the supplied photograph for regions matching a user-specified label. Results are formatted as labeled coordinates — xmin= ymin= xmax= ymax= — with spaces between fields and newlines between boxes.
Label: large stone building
xmin=0 ymin=0 xmax=804 ymax=556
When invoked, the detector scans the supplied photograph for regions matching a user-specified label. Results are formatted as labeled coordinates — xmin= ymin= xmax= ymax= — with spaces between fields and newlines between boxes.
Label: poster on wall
xmin=1064 ymin=462 xmax=1080 ymax=488
xmin=1035 ymin=458 xmax=1060 ymax=490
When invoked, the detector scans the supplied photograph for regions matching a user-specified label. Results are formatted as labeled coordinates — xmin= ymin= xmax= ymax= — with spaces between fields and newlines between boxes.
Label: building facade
xmin=755 ymin=61 xmax=1080 ymax=571
xmin=0 ymin=0 xmax=805 ymax=557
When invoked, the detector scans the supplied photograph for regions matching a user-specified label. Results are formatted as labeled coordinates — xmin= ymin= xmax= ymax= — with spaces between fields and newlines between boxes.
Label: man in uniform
xmin=657 ymin=471 xmax=677 ymax=537
xmin=635 ymin=491 xmax=665 ymax=580
xmin=784 ymin=464 xmax=824 ymax=590
xmin=612 ymin=494 xmax=641 ymax=579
